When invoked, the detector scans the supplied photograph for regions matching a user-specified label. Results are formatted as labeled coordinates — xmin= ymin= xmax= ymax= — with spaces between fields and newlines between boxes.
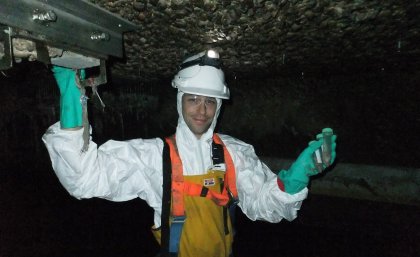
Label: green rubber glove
xmin=52 ymin=66 xmax=83 ymax=129
xmin=278 ymin=130 xmax=337 ymax=194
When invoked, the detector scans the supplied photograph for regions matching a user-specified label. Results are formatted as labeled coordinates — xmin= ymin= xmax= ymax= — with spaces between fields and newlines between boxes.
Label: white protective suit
xmin=42 ymin=91 xmax=307 ymax=228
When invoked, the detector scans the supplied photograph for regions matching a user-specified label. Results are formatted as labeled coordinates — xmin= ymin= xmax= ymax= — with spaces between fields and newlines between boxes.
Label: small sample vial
xmin=313 ymin=148 xmax=323 ymax=173
xmin=310 ymin=140 xmax=323 ymax=173
xmin=321 ymin=128 xmax=334 ymax=166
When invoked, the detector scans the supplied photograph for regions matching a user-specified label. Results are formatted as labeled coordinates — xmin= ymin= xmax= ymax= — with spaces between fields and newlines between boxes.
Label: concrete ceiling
xmin=91 ymin=0 xmax=420 ymax=81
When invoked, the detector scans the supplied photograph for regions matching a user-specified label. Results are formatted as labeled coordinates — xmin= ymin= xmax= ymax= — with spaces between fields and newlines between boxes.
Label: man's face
xmin=182 ymin=93 xmax=217 ymax=138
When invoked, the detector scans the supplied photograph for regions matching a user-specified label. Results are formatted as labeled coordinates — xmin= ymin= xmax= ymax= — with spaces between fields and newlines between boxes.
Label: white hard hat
xmin=171 ymin=49 xmax=230 ymax=99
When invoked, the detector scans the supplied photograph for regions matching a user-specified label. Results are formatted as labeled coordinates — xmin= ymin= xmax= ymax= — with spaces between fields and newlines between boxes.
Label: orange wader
xmin=153 ymin=134 xmax=238 ymax=257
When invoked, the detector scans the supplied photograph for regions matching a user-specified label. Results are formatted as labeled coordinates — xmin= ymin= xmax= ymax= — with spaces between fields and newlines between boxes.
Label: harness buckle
xmin=227 ymin=187 xmax=239 ymax=207
xmin=171 ymin=215 xmax=186 ymax=224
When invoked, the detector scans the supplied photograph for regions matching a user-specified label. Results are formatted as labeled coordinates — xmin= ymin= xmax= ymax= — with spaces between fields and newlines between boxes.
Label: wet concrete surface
xmin=1 ymin=160 xmax=419 ymax=257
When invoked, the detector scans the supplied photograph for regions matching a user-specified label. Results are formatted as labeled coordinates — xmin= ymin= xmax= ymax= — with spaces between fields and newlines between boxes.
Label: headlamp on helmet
xmin=179 ymin=49 xmax=221 ymax=71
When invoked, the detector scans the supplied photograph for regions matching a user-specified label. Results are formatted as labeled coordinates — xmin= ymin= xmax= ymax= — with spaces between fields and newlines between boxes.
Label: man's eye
xmin=205 ymin=99 xmax=216 ymax=105
xmin=188 ymin=98 xmax=198 ymax=103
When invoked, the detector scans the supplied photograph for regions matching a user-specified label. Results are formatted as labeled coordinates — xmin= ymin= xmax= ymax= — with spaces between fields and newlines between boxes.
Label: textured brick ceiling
xmin=90 ymin=0 xmax=420 ymax=81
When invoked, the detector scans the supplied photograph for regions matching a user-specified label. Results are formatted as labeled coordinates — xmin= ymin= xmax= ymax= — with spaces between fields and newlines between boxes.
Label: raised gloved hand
xmin=278 ymin=129 xmax=337 ymax=194
xmin=52 ymin=66 xmax=83 ymax=129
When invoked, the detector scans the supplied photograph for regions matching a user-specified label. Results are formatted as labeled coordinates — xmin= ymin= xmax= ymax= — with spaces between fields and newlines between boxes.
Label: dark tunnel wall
xmin=220 ymin=69 xmax=420 ymax=168
xmin=0 ymin=61 xmax=419 ymax=169
xmin=0 ymin=61 xmax=419 ymax=257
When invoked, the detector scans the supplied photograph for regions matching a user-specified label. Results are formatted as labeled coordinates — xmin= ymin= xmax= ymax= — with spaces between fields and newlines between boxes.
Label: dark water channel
xmin=1 ymin=152 xmax=419 ymax=257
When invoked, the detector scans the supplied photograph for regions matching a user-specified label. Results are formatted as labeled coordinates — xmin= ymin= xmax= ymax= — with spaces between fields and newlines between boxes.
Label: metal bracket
xmin=0 ymin=0 xmax=138 ymax=59
xmin=75 ymin=59 xmax=107 ymax=109
xmin=0 ymin=25 xmax=13 ymax=70
xmin=0 ymin=0 xmax=138 ymax=71
xmin=76 ymin=59 xmax=107 ymax=88
xmin=35 ymin=42 xmax=51 ymax=65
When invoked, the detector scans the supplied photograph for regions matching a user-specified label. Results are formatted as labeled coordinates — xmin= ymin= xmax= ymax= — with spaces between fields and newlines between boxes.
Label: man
xmin=43 ymin=49 xmax=336 ymax=257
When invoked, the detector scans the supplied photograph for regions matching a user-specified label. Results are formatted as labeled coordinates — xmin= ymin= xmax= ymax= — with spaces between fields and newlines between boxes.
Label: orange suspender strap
xmin=213 ymin=134 xmax=238 ymax=200
xmin=165 ymin=136 xmax=185 ymax=217
xmin=165 ymin=134 xmax=238 ymax=217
